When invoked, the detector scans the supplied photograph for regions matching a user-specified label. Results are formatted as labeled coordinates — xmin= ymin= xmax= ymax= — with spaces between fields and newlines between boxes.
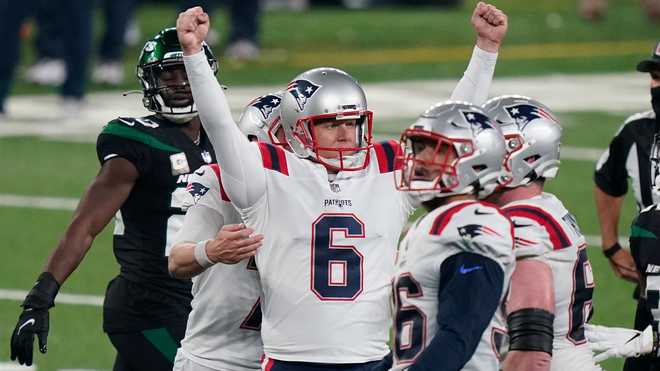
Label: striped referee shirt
xmin=594 ymin=110 xmax=659 ymax=210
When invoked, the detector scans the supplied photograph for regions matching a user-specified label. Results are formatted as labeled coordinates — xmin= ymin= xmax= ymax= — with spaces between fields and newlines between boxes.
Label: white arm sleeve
xmin=450 ymin=46 xmax=499 ymax=105
xmin=174 ymin=202 xmax=226 ymax=245
xmin=183 ymin=51 xmax=265 ymax=209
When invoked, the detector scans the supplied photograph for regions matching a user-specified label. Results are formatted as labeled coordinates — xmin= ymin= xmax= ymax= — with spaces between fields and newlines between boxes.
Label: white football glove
xmin=585 ymin=323 xmax=655 ymax=362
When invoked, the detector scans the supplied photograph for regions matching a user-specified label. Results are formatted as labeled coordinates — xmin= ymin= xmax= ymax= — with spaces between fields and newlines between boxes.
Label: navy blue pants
xmin=0 ymin=0 xmax=32 ymax=112
xmin=263 ymin=358 xmax=385 ymax=371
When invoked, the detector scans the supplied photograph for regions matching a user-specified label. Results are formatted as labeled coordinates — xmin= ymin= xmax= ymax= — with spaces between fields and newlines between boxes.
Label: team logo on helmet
xmin=461 ymin=110 xmax=493 ymax=132
xmin=458 ymin=224 xmax=502 ymax=239
xmin=286 ymin=79 xmax=321 ymax=111
xmin=250 ymin=94 xmax=281 ymax=120
xmin=186 ymin=182 xmax=210 ymax=204
xmin=504 ymin=104 xmax=557 ymax=128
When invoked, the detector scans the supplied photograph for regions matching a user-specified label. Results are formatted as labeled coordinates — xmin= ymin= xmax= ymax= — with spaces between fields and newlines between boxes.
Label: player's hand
xmin=10 ymin=307 xmax=50 ymax=366
xmin=206 ymin=223 xmax=264 ymax=264
xmin=608 ymin=248 xmax=640 ymax=283
xmin=471 ymin=2 xmax=508 ymax=53
xmin=585 ymin=324 xmax=654 ymax=362
xmin=176 ymin=6 xmax=209 ymax=55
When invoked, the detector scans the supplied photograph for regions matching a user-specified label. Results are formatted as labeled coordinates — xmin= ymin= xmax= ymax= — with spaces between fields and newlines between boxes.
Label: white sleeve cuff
xmin=194 ymin=239 xmax=215 ymax=269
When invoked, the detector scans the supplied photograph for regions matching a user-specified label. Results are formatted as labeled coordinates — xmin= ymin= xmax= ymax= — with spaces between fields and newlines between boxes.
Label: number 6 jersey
xmin=241 ymin=140 xmax=413 ymax=363
xmin=502 ymin=193 xmax=596 ymax=354
xmin=391 ymin=200 xmax=515 ymax=371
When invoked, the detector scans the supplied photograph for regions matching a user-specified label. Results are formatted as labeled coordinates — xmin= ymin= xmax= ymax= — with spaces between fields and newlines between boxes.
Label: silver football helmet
xmin=395 ymin=101 xmax=506 ymax=201
xmin=237 ymin=91 xmax=284 ymax=144
xmin=280 ymin=67 xmax=373 ymax=171
xmin=483 ymin=95 xmax=561 ymax=188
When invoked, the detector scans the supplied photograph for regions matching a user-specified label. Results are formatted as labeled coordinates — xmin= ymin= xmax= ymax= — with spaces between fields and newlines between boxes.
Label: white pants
xmin=551 ymin=346 xmax=603 ymax=371
xmin=174 ymin=351 xmax=220 ymax=371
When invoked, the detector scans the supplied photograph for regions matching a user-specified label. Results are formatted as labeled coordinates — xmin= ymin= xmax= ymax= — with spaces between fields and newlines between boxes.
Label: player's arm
xmin=593 ymin=123 xmax=639 ymax=282
xmin=168 ymin=207 xmax=263 ymax=279
xmin=177 ymin=7 xmax=265 ymax=209
xmin=409 ymin=252 xmax=504 ymax=371
xmin=450 ymin=2 xmax=507 ymax=105
xmin=502 ymin=259 xmax=554 ymax=371
xmin=10 ymin=158 xmax=137 ymax=366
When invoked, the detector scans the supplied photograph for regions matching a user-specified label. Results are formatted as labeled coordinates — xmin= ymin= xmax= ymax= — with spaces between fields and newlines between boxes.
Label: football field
xmin=1 ymin=0 xmax=658 ymax=370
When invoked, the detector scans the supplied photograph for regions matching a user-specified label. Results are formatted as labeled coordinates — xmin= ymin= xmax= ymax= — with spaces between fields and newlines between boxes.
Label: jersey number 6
xmin=311 ymin=213 xmax=365 ymax=301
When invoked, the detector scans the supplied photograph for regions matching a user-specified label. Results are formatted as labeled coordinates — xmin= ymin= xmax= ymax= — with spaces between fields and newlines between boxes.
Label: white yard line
xmin=0 ymin=72 xmax=649 ymax=141
xmin=0 ymin=194 xmax=78 ymax=211
xmin=0 ymin=234 xmax=627 ymax=307
xmin=0 ymin=289 xmax=104 ymax=306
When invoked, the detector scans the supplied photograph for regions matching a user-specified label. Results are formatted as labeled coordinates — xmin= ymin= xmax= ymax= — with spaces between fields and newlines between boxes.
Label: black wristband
xmin=603 ymin=242 xmax=622 ymax=259
xmin=23 ymin=272 xmax=61 ymax=310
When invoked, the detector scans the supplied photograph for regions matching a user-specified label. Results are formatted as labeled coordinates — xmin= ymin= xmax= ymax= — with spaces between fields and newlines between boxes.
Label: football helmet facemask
xmin=137 ymin=27 xmax=218 ymax=124
xmin=395 ymin=101 xmax=506 ymax=202
xmin=280 ymin=67 xmax=373 ymax=171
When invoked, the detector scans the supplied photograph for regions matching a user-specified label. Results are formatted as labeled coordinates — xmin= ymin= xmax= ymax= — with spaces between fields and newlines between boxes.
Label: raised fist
xmin=471 ymin=2 xmax=508 ymax=53
xmin=176 ymin=6 xmax=210 ymax=55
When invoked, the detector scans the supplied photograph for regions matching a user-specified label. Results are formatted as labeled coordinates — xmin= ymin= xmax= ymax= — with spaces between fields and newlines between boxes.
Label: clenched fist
xmin=176 ymin=6 xmax=210 ymax=55
xmin=471 ymin=2 xmax=508 ymax=53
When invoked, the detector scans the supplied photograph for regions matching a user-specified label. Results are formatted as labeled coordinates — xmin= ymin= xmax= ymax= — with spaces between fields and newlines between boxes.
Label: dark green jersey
xmin=96 ymin=115 xmax=215 ymax=332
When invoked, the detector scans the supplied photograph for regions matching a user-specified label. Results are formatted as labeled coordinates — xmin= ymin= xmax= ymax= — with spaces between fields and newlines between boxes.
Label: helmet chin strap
xmin=162 ymin=112 xmax=198 ymax=124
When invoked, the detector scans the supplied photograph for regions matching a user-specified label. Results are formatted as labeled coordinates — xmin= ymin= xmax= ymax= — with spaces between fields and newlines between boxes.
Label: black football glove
xmin=10 ymin=272 xmax=60 ymax=366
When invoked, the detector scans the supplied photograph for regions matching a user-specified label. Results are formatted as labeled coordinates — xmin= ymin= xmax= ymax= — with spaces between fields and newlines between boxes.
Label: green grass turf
xmin=7 ymin=0 xmax=658 ymax=95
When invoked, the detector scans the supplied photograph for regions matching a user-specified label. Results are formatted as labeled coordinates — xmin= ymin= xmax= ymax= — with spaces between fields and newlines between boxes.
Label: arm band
xmin=507 ymin=308 xmax=555 ymax=355
xmin=603 ymin=242 xmax=622 ymax=258
xmin=194 ymin=239 xmax=215 ymax=269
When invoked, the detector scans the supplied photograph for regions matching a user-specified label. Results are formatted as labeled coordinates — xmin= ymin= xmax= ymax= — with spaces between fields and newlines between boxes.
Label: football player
xmin=483 ymin=96 xmax=600 ymax=371
xmin=390 ymin=101 xmax=514 ymax=371
xmin=8 ymin=28 xmax=236 ymax=370
xmin=176 ymin=3 xmax=507 ymax=369
xmin=167 ymin=93 xmax=283 ymax=371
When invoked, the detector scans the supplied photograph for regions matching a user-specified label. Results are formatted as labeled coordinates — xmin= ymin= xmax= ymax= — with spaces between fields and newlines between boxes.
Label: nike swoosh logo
xmin=512 ymin=221 xmax=533 ymax=228
xmin=459 ymin=264 xmax=483 ymax=274
xmin=17 ymin=319 xmax=35 ymax=335
xmin=625 ymin=332 xmax=641 ymax=344
xmin=194 ymin=169 xmax=206 ymax=176
xmin=474 ymin=209 xmax=492 ymax=215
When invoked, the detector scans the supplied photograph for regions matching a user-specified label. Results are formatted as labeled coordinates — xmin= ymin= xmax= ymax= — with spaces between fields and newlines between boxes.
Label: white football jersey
xmin=175 ymin=164 xmax=263 ymax=371
xmin=502 ymin=193 xmax=595 ymax=353
xmin=391 ymin=200 xmax=515 ymax=371
xmin=239 ymin=141 xmax=413 ymax=363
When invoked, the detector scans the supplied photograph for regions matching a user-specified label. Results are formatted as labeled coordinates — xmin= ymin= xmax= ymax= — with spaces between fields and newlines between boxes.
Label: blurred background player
xmin=9 ymin=28 xmax=219 ymax=370
xmin=0 ymin=0 xmax=93 ymax=119
xmin=179 ymin=0 xmax=262 ymax=61
xmin=167 ymin=94 xmax=285 ymax=371
xmin=484 ymin=95 xmax=599 ymax=370
xmin=177 ymin=3 xmax=507 ymax=369
xmin=390 ymin=101 xmax=513 ymax=370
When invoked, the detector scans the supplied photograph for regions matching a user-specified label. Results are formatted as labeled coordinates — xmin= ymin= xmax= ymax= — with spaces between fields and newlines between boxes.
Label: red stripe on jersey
xmin=208 ymin=164 xmax=231 ymax=202
xmin=258 ymin=142 xmax=289 ymax=175
xmin=503 ymin=205 xmax=571 ymax=250
xmin=264 ymin=357 xmax=275 ymax=371
xmin=429 ymin=201 xmax=478 ymax=235
xmin=373 ymin=140 xmax=402 ymax=173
